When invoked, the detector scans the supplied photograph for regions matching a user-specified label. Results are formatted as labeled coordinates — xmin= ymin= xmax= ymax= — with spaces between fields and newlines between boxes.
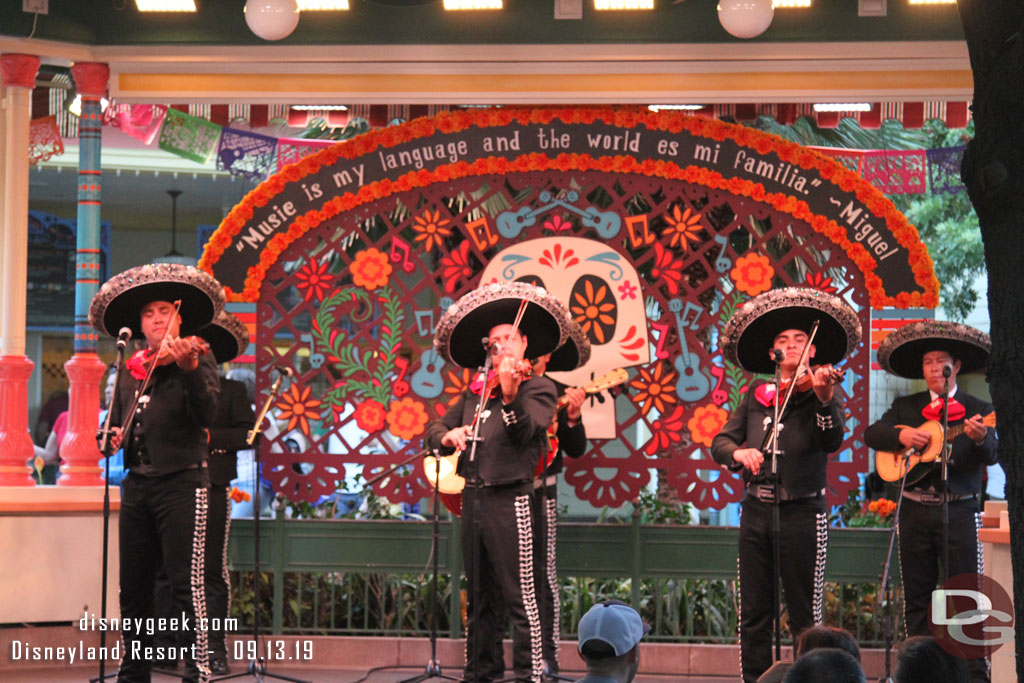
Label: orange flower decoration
xmin=350 ymin=248 xmax=393 ymax=291
xmin=275 ymin=382 xmax=320 ymax=436
xmin=868 ymin=498 xmax=898 ymax=518
xmin=353 ymin=398 xmax=387 ymax=432
xmin=804 ymin=271 xmax=838 ymax=294
xmin=229 ymin=486 xmax=252 ymax=503
xmin=650 ymin=242 xmax=685 ymax=296
xmin=412 ymin=209 xmax=452 ymax=252
xmin=687 ymin=404 xmax=729 ymax=448
xmin=443 ymin=368 xmax=473 ymax=406
xmin=571 ymin=279 xmax=616 ymax=344
xmin=629 ymin=363 xmax=678 ymax=417
xmin=294 ymin=258 xmax=332 ymax=302
xmin=386 ymin=397 xmax=430 ymax=441
xmin=662 ymin=205 xmax=702 ymax=248
xmin=730 ymin=252 xmax=774 ymax=297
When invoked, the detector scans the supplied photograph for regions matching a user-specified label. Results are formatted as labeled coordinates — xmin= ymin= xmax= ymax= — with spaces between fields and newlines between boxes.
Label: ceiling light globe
xmin=244 ymin=0 xmax=301 ymax=41
xmin=717 ymin=0 xmax=774 ymax=39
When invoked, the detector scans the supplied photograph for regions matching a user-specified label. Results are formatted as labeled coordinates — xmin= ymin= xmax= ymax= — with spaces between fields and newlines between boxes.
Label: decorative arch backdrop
xmin=200 ymin=108 xmax=938 ymax=509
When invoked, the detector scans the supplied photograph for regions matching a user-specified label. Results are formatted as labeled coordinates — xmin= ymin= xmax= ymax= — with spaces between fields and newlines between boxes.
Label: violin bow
xmin=119 ymin=299 xmax=183 ymax=437
xmin=763 ymin=318 xmax=820 ymax=455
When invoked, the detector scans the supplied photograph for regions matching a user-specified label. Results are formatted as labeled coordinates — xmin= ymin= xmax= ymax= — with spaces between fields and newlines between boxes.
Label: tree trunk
xmin=956 ymin=1 xmax=1024 ymax=676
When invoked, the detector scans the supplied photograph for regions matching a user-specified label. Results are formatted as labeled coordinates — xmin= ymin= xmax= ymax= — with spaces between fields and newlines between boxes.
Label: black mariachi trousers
xmin=117 ymin=471 xmax=210 ymax=683
xmin=205 ymin=484 xmax=232 ymax=658
xmin=461 ymin=483 xmax=544 ymax=683
xmin=531 ymin=481 xmax=560 ymax=674
xmin=737 ymin=495 xmax=828 ymax=683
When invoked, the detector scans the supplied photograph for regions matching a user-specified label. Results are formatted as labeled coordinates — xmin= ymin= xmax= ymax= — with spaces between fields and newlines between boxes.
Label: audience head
xmin=782 ymin=648 xmax=865 ymax=683
xmin=796 ymin=624 xmax=861 ymax=662
xmin=895 ymin=636 xmax=967 ymax=683
xmin=577 ymin=600 xmax=649 ymax=682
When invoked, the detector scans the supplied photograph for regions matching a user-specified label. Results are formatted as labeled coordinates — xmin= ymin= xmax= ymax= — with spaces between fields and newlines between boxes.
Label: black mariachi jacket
xmin=110 ymin=352 xmax=220 ymax=478
xmin=863 ymin=390 xmax=997 ymax=496
xmin=207 ymin=377 xmax=256 ymax=486
xmin=711 ymin=380 xmax=846 ymax=498
xmin=543 ymin=377 xmax=587 ymax=476
xmin=424 ymin=375 xmax=557 ymax=487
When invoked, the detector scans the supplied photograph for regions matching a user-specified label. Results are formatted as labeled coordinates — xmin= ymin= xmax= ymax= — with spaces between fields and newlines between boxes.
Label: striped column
xmin=0 ymin=53 xmax=41 ymax=485
xmin=59 ymin=62 xmax=109 ymax=486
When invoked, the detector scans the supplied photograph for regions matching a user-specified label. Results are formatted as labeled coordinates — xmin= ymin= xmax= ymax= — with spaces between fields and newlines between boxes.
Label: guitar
xmin=874 ymin=411 xmax=996 ymax=484
xmin=423 ymin=368 xmax=630 ymax=494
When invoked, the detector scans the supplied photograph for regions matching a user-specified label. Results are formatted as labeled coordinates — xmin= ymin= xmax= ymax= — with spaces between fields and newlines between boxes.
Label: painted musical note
xmin=466 ymin=216 xmax=500 ymax=250
xmin=390 ymin=236 xmax=415 ymax=273
xmin=650 ymin=321 xmax=671 ymax=360
xmin=668 ymin=298 xmax=711 ymax=402
xmin=678 ymin=301 xmax=703 ymax=331
xmin=411 ymin=348 xmax=445 ymax=399
xmin=710 ymin=365 xmax=728 ymax=406
xmin=414 ymin=309 xmax=435 ymax=337
xmin=712 ymin=234 xmax=732 ymax=274
xmin=625 ymin=215 xmax=655 ymax=249
xmin=392 ymin=356 xmax=411 ymax=397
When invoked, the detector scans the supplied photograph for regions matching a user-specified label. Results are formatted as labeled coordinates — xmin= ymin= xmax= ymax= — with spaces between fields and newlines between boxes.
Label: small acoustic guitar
xmin=874 ymin=411 xmax=996 ymax=485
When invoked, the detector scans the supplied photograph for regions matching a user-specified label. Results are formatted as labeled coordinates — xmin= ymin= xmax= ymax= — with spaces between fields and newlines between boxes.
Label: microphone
xmin=116 ymin=327 xmax=132 ymax=349
xmin=942 ymin=364 xmax=953 ymax=379
xmin=275 ymin=366 xmax=294 ymax=378
xmin=770 ymin=348 xmax=784 ymax=363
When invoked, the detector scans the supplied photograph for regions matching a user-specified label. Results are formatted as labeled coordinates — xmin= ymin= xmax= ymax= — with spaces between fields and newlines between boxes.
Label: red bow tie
xmin=755 ymin=383 xmax=778 ymax=407
xmin=922 ymin=397 xmax=965 ymax=422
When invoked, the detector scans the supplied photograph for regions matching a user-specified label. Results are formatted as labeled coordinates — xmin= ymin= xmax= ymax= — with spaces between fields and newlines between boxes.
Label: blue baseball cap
xmin=577 ymin=600 xmax=650 ymax=657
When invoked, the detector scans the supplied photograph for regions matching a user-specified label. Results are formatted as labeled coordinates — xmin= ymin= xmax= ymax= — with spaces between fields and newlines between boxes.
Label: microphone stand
xmin=878 ymin=449 xmax=913 ymax=683
xmin=216 ymin=368 xmax=308 ymax=683
xmin=90 ymin=335 xmax=130 ymax=683
xmin=939 ymin=368 xmax=952 ymax=584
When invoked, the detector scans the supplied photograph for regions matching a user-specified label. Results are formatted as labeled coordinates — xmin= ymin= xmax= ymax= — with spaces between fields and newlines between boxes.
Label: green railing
xmin=227 ymin=514 xmax=903 ymax=646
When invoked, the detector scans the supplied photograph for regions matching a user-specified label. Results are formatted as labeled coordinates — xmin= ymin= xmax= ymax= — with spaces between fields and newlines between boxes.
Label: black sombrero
xmin=544 ymin=318 xmax=591 ymax=373
xmin=89 ymin=263 xmax=224 ymax=338
xmin=434 ymin=281 xmax=571 ymax=369
xmin=877 ymin=320 xmax=990 ymax=379
xmin=721 ymin=286 xmax=862 ymax=375
xmin=196 ymin=310 xmax=250 ymax=364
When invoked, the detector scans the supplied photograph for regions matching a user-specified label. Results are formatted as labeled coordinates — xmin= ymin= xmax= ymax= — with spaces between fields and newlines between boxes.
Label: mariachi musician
xmin=864 ymin=320 xmax=997 ymax=683
xmin=90 ymin=263 xmax=223 ymax=683
xmin=711 ymin=287 xmax=861 ymax=683
xmin=425 ymin=282 xmax=571 ymax=683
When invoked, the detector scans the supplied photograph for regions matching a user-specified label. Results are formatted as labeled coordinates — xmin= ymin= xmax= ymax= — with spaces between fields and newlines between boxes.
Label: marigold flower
xmin=350 ymin=248 xmax=392 ymax=291
xmin=730 ymin=252 xmax=774 ymax=297
xmin=275 ymin=382 xmax=320 ymax=436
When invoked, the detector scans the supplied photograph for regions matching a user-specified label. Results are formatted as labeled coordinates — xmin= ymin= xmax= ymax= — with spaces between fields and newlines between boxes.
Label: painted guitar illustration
xmin=424 ymin=368 xmax=630 ymax=494
xmin=669 ymin=299 xmax=711 ymax=402
xmin=874 ymin=411 xmax=996 ymax=484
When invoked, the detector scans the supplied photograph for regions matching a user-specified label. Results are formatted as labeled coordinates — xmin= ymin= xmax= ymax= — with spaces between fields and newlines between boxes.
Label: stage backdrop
xmin=201 ymin=108 xmax=938 ymax=509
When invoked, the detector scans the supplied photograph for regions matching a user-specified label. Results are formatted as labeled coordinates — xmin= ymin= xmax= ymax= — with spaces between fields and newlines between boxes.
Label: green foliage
xmin=633 ymin=489 xmax=697 ymax=525
xmin=753 ymin=116 xmax=985 ymax=321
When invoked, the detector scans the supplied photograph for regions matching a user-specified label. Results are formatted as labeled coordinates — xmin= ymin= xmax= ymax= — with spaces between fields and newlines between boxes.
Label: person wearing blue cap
xmin=574 ymin=600 xmax=649 ymax=683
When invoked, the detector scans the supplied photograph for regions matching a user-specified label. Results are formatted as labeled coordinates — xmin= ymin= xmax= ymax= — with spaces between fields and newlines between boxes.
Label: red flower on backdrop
xmin=804 ymin=271 xmax=838 ymax=294
xmin=687 ymin=403 xmax=729 ymax=447
xmin=275 ymin=382 xmax=320 ymax=436
xmin=662 ymin=205 xmax=702 ymax=248
xmin=443 ymin=367 xmax=474 ymax=406
xmin=571 ymin=279 xmax=616 ymax=344
xmin=412 ymin=209 xmax=452 ymax=252
xmin=645 ymin=405 xmax=686 ymax=455
xmin=543 ymin=214 xmax=573 ymax=233
xmin=350 ymin=248 xmax=392 ymax=291
xmin=629 ymin=362 xmax=678 ymax=417
xmin=294 ymin=258 xmax=332 ymax=302
xmin=539 ymin=244 xmax=580 ymax=269
xmin=440 ymin=241 xmax=474 ymax=293
xmin=386 ymin=397 xmax=430 ymax=440
xmin=650 ymin=242 xmax=685 ymax=295
xmin=730 ymin=252 xmax=774 ymax=296
xmin=353 ymin=398 xmax=387 ymax=432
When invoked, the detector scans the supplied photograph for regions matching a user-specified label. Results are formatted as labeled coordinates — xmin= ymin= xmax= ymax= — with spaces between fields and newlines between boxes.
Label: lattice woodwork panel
xmin=257 ymin=169 xmax=870 ymax=509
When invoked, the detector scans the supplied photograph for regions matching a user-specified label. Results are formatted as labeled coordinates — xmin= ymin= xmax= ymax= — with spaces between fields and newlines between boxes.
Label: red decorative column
xmin=59 ymin=62 xmax=110 ymax=486
xmin=0 ymin=53 xmax=41 ymax=485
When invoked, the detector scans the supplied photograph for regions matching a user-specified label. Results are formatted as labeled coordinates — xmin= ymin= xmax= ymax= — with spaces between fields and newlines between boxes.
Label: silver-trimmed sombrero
xmin=434 ymin=281 xmax=571 ymax=369
xmin=89 ymin=263 xmax=224 ymax=338
xmin=877 ymin=320 xmax=990 ymax=379
xmin=544 ymin=318 xmax=591 ymax=373
xmin=196 ymin=310 xmax=250 ymax=364
xmin=721 ymin=286 xmax=862 ymax=375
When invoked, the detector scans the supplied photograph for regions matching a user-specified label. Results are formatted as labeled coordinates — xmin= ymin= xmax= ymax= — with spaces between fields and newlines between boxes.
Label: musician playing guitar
xmin=864 ymin=320 xmax=998 ymax=683
xmin=425 ymin=282 xmax=571 ymax=683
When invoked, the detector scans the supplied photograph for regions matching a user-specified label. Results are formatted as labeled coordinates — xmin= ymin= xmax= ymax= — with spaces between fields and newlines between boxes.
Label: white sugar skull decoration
xmin=479 ymin=237 xmax=650 ymax=438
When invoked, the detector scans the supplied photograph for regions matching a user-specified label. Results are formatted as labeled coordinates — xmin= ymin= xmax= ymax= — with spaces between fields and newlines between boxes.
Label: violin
xmin=785 ymin=364 xmax=845 ymax=393
xmin=484 ymin=358 xmax=533 ymax=396
xmin=127 ymin=336 xmax=211 ymax=380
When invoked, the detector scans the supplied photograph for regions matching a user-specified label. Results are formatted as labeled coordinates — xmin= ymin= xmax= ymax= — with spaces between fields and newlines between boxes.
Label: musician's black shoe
xmin=210 ymin=655 xmax=231 ymax=675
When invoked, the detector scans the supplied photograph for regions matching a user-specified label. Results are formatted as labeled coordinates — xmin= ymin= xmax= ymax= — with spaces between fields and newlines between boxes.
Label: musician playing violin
xmin=90 ymin=263 xmax=223 ymax=683
xmin=710 ymin=287 xmax=861 ymax=683
xmin=864 ymin=321 xmax=997 ymax=683
xmin=426 ymin=282 xmax=571 ymax=683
